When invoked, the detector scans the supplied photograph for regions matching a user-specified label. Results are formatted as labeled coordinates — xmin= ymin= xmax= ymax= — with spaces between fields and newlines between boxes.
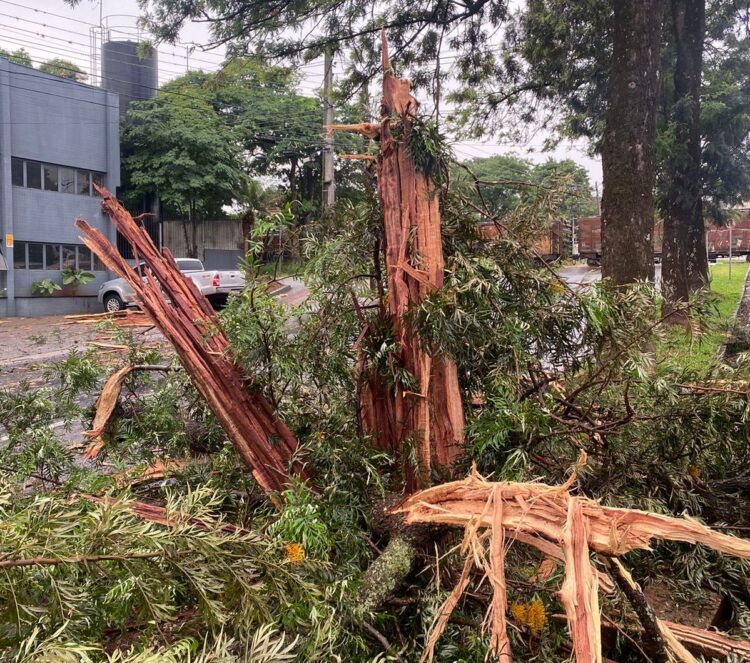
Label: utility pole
xmin=322 ymin=51 xmax=335 ymax=210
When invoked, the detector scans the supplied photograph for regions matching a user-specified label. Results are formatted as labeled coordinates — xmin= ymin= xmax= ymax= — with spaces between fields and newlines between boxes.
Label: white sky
xmin=0 ymin=0 xmax=602 ymax=188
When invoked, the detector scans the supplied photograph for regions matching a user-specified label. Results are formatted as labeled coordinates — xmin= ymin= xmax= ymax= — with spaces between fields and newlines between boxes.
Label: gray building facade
xmin=0 ymin=58 xmax=120 ymax=317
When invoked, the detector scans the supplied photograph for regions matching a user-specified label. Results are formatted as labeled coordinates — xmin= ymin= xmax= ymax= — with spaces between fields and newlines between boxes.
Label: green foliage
xmin=38 ymin=58 xmax=84 ymax=81
xmin=121 ymin=82 xmax=246 ymax=223
xmin=61 ymin=268 xmax=95 ymax=287
xmin=455 ymin=154 xmax=596 ymax=218
xmin=30 ymin=279 xmax=61 ymax=296
xmin=0 ymin=46 xmax=32 ymax=67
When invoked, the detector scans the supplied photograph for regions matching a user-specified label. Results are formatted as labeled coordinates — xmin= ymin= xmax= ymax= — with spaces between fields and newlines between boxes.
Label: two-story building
xmin=0 ymin=57 xmax=120 ymax=316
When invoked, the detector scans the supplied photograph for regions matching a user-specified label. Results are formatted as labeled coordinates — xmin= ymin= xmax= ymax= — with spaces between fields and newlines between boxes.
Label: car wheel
xmin=103 ymin=293 xmax=124 ymax=312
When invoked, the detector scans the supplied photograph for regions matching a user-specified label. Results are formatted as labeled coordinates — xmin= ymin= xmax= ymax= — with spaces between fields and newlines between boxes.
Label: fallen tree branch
xmin=392 ymin=468 xmax=750 ymax=662
xmin=0 ymin=550 xmax=164 ymax=570
xmin=76 ymin=191 xmax=312 ymax=498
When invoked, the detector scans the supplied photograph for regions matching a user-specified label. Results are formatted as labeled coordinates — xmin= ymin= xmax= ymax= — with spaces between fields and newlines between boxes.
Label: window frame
xmin=13 ymin=241 xmax=27 ymax=270
xmin=27 ymin=242 xmax=44 ymax=270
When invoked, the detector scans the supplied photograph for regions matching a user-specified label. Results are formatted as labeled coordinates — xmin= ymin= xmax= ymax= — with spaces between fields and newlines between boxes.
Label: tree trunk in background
xmin=601 ymin=0 xmax=662 ymax=285
xmin=662 ymin=0 xmax=708 ymax=321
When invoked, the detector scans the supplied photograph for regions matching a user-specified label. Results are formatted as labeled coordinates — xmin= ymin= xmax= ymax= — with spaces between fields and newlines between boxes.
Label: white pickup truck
xmin=97 ymin=258 xmax=245 ymax=312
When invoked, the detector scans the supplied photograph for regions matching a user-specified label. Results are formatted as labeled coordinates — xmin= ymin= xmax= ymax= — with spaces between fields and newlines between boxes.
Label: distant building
xmin=0 ymin=57 xmax=120 ymax=317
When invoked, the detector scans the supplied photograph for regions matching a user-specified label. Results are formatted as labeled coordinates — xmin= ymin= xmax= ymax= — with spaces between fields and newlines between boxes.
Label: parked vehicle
xmin=97 ymin=258 xmax=245 ymax=312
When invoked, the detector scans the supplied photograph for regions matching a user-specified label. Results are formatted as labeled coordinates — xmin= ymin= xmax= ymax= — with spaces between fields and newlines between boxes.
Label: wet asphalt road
xmin=557 ymin=264 xmax=662 ymax=289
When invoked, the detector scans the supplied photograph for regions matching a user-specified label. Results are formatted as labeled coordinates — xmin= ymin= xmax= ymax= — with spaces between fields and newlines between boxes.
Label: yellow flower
xmin=688 ymin=464 xmax=701 ymax=479
xmin=510 ymin=598 xmax=546 ymax=636
xmin=283 ymin=542 xmax=306 ymax=564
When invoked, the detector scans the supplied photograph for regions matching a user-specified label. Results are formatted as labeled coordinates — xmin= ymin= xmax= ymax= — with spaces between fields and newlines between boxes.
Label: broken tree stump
xmin=334 ymin=31 xmax=465 ymax=492
xmin=76 ymin=188 xmax=310 ymax=498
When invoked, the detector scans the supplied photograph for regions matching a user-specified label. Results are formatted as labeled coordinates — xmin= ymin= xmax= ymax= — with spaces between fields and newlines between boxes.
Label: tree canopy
xmin=38 ymin=58 xmax=85 ymax=81
xmin=0 ymin=46 xmax=32 ymax=67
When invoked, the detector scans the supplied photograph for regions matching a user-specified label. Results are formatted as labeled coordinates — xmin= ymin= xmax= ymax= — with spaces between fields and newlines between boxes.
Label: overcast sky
xmin=0 ymin=0 xmax=602 ymax=188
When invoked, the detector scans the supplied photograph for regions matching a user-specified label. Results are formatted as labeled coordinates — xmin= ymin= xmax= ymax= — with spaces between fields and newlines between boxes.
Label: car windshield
xmin=131 ymin=260 xmax=203 ymax=274
xmin=176 ymin=259 xmax=203 ymax=272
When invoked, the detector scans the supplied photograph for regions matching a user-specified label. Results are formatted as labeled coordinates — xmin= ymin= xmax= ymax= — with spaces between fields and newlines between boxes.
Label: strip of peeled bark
xmin=560 ymin=497 xmax=602 ymax=663
xmin=362 ymin=33 xmax=464 ymax=491
xmin=486 ymin=488 xmax=512 ymax=662
xmin=83 ymin=364 xmax=134 ymax=458
xmin=76 ymin=190 xmax=310 ymax=498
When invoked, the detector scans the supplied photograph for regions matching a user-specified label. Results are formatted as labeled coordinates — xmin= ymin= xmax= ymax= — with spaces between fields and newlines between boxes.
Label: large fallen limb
xmin=393 ymin=469 xmax=750 ymax=662
xmin=76 ymin=190 xmax=310 ymax=497
xmin=392 ymin=470 xmax=750 ymax=558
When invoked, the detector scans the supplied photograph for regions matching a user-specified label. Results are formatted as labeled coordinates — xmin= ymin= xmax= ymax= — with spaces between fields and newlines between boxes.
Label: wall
xmin=0 ymin=59 xmax=120 ymax=316
xmin=162 ymin=219 xmax=244 ymax=260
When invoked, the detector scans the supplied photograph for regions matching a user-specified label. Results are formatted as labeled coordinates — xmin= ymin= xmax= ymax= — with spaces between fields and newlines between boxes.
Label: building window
xmin=26 ymin=161 xmax=42 ymax=190
xmin=11 ymin=157 xmax=24 ymax=186
xmin=13 ymin=242 xmax=27 ymax=270
xmin=43 ymin=164 xmax=59 ymax=192
xmin=11 ymin=158 xmax=104 ymax=196
xmin=62 ymin=244 xmax=76 ymax=270
xmin=78 ymin=247 xmax=91 ymax=271
xmin=28 ymin=243 xmax=44 ymax=270
xmin=45 ymin=244 xmax=60 ymax=270
xmin=77 ymin=170 xmax=91 ymax=195
xmin=13 ymin=242 xmax=104 ymax=272
xmin=59 ymin=167 xmax=75 ymax=194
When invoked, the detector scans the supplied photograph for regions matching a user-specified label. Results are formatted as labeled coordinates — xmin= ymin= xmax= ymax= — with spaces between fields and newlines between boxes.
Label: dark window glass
xmin=43 ymin=164 xmax=59 ymax=192
xmin=77 ymin=170 xmax=90 ymax=195
xmin=26 ymin=161 xmax=42 ymax=189
xmin=45 ymin=244 xmax=60 ymax=270
xmin=62 ymin=244 xmax=76 ymax=269
xmin=77 ymin=246 xmax=92 ymax=271
xmin=59 ymin=167 xmax=75 ymax=194
xmin=92 ymin=172 xmax=103 ymax=192
xmin=93 ymin=253 xmax=105 ymax=271
xmin=13 ymin=242 xmax=26 ymax=270
xmin=11 ymin=158 xmax=24 ymax=186
xmin=28 ymin=243 xmax=43 ymax=270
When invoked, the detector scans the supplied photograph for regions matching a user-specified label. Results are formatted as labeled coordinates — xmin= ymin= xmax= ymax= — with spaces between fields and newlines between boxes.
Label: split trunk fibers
xmin=76 ymin=188 xmax=310 ymax=498
xmin=359 ymin=35 xmax=464 ymax=493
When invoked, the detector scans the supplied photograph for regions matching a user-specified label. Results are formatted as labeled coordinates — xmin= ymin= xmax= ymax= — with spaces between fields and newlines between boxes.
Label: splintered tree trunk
xmin=358 ymin=35 xmax=464 ymax=492
xmin=662 ymin=0 xmax=708 ymax=321
xmin=76 ymin=189 xmax=310 ymax=498
xmin=601 ymin=0 xmax=662 ymax=285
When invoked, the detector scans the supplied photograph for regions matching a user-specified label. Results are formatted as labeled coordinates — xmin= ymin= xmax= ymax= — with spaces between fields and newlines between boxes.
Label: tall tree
xmin=661 ymin=0 xmax=708 ymax=318
xmin=600 ymin=1 xmax=662 ymax=284
xmin=121 ymin=87 xmax=245 ymax=258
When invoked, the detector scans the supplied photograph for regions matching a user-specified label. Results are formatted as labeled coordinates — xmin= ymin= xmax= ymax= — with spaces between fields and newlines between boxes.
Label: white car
xmin=97 ymin=258 xmax=245 ymax=312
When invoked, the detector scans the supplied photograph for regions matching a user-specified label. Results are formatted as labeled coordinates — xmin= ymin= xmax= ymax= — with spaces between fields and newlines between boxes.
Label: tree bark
xmin=661 ymin=0 xmax=708 ymax=321
xmin=601 ymin=0 xmax=662 ymax=285
xmin=361 ymin=34 xmax=465 ymax=492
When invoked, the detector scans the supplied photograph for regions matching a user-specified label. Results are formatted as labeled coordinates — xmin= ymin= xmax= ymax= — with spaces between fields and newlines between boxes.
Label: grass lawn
xmin=660 ymin=259 xmax=750 ymax=373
